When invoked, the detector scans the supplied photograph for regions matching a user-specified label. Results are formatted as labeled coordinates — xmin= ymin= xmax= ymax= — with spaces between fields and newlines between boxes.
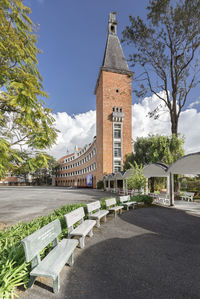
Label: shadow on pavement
xmin=61 ymin=207 xmax=200 ymax=299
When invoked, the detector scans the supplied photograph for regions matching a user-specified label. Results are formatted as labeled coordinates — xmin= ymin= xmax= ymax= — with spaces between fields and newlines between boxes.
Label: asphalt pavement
xmin=19 ymin=205 xmax=200 ymax=299
xmin=0 ymin=186 xmax=112 ymax=227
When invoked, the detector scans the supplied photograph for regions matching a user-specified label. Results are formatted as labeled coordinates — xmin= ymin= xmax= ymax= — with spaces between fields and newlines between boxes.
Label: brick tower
xmin=95 ymin=12 xmax=133 ymax=183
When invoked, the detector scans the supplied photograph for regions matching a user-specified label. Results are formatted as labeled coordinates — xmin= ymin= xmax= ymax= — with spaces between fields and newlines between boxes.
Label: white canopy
xmin=142 ymin=163 xmax=168 ymax=178
xmin=167 ymin=152 xmax=200 ymax=175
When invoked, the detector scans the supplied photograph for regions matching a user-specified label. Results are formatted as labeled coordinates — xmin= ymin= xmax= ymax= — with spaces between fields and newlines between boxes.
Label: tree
xmin=0 ymin=0 xmax=57 ymax=177
xmin=124 ymin=135 xmax=184 ymax=192
xmin=124 ymin=135 xmax=184 ymax=170
xmin=122 ymin=0 xmax=200 ymax=135
xmin=127 ymin=162 xmax=146 ymax=192
xmin=13 ymin=152 xmax=58 ymax=185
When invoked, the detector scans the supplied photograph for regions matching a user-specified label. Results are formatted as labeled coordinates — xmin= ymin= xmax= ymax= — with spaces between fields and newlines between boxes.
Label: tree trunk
xmin=170 ymin=112 xmax=179 ymax=136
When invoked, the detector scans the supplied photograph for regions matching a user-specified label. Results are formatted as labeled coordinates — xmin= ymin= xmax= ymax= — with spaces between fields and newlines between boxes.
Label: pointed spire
xmin=95 ymin=12 xmax=132 ymax=94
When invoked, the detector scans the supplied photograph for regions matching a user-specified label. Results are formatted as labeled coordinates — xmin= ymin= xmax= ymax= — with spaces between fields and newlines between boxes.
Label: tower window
xmin=120 ymin=107 xmax=122 ymax=112
xmin=111 ymin=25 xmax=115 ymax=33
xmin=113 ymin=107 xmax=115 ymax=112
xmin=116 ymin=89 xmax=119 ymax=93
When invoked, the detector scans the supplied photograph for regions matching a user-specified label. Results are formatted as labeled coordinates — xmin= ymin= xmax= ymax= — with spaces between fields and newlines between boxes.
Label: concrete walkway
xmin=19 ymin=206 xmax=200 ymax=299
xmin=174 ymin=200 xmax=200 ymax=217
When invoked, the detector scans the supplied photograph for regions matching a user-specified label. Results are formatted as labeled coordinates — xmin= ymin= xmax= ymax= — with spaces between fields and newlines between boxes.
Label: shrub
xmin=131 ymin=194 xmax=153 ymax=205
xmin=0 ymin=202 xmax=86 ymax=299
xmin=97 ymin=180 xmax=104 ymax=189
xmin=127 ymin=162 xmax=146 ymax=191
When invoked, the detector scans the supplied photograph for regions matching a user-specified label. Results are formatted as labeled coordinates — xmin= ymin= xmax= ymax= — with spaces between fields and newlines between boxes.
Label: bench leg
xmin=126 ymin=205 xmax=129 ymax=211
xmin=114 ymin=210 xmax=117 ymax=218
xmin=68 ymin=253 xmax=74 ymax=266
xmin=53 ymin=276 xmax=60 ymax=293
xmin=96 ymin=219 xmax=100 ymax=228
xmin=104 ymin=215 xmax=107 ymax=223
xmin=28 ymin=275 xmax=36 ymax=288
xmin=89 ymin=229 xmax=93 ymax=237
xmin=120 ymin=208 xmax=122 ymax=214
xmin=79 ymin=236 xmax=85 ymax=248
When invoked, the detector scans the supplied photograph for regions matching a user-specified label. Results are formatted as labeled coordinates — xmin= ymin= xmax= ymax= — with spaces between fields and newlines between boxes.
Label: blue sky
xmin=25 ymin=0 xmax=199 ymax=115
xmin=23 ymin=0 xmax=200 ymax=158
xmin=26 ymin=0 xmax=150 ymax=114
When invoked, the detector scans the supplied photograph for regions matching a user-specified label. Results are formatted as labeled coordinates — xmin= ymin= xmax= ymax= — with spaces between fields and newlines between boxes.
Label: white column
xmin=169 ymin=172 xmax=174 ymax=206
xmin=145 ymin=178 xmax=148 ymax=195
xmin=103 ymin=179 xmax=106 ymax=190
xmin=108 ymin=180 xmax=110 ymax=190
xmin=167 ymin=176 xmax=170 ymax=196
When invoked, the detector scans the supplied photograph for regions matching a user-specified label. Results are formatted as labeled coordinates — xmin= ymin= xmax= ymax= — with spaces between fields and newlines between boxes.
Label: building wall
xmin=55 ymin=139 xmax=97 ymax=188
xmin=96 ymin=70 xmax=132 ymax=182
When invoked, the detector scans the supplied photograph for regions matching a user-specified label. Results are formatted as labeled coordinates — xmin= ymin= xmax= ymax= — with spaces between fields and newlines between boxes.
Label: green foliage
xmin=127 ymin=162 xmax=146 ymax=191
xmin=0 ymin=0 xmax=57 ymax=178
xmin=0 ymin=202 xmax=86 ymax=298
xmin=122 ymin=0 xmax=200 ymax=135
xmin=0 ymin=194 xmax=151 ymax=297
xmin=180 ymin=176 xmax=200 ymax=194
xmin=124 ymin=135 xmax=184 ymax=170
xmin=97 ymin=180 xmax=104 ymax=189
xmin=131 ymin=194 xmax=153 ymax=205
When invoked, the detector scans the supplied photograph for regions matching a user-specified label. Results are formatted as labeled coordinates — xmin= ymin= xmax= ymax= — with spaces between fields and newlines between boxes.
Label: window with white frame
xmin=114 ymin=142 xmax=121 ymax=157
xmin=114 ymin=123 xmax=121 ymax=139
xmin=114 ymin=160 xmax=121 ymax=173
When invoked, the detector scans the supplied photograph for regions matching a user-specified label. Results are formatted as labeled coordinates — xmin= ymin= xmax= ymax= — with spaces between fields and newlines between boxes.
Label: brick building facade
xmin=55 ymin=13 xmax=133 ymax=188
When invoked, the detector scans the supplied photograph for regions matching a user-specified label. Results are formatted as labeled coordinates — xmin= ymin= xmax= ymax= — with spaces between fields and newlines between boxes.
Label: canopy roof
xmin=167 ymin=152 xmax=200 ymax=175
xmin=142 ymin=163 xmax=168 ymax=178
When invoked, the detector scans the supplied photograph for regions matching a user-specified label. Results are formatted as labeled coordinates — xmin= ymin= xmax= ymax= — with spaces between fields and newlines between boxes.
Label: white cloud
xmin=48 ymin=94 xmax=200 ymax=159
xmin=132 ymin=92 xmax=171 ymax=139
xmin=132 ymin=93 xmax=200 ymax=154
xmin=188 ymin=99 xmax=200 ymax=109
xmin=48 ymin=111 xmax=96 ymax=159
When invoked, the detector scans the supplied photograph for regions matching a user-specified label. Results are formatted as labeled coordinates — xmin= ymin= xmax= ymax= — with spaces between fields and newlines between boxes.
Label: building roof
xmin=94 ymin=12 xmax=132 ymax=94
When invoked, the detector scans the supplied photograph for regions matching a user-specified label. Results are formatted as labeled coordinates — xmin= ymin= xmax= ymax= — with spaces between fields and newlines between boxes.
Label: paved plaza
xmin=0 ymin=186 xmax=112 ymax=227
xmin=1 ymin=187 xmax=200 ymax=298
xmin=18 ymin=205 xmax=200 ymax=299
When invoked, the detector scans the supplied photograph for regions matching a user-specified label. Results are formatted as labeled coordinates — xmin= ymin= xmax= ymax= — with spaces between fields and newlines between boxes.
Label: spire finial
xmin=108 ymin=12 xmax=117 ymax=35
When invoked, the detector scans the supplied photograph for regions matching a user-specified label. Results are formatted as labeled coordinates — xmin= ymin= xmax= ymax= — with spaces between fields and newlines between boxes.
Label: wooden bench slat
xmin=31 ymin=239 xmax=78 ymax=279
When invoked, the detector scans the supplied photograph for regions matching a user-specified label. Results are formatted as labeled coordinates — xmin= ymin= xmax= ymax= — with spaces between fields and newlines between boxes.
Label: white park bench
xmin=180 ymin=192 xmax=195 ymax=202
xmin=86 ymin=200 xmax=109 ymax=227
xmin=65 ymin=207 xmax=96 ymax=249
xmin=21 ymin=219 xmax=78 ymax=293
xmin=105 ymin=198 xmax=124 ymax=218
xmin=153 ymin=194 xmax=170 ymax=206
xmin=119 ymin=195 xmax=136 ymax=210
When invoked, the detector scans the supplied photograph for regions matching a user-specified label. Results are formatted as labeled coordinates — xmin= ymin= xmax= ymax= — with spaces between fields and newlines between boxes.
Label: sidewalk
xmin=19 ymin=206 xmax=200 ymax=299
